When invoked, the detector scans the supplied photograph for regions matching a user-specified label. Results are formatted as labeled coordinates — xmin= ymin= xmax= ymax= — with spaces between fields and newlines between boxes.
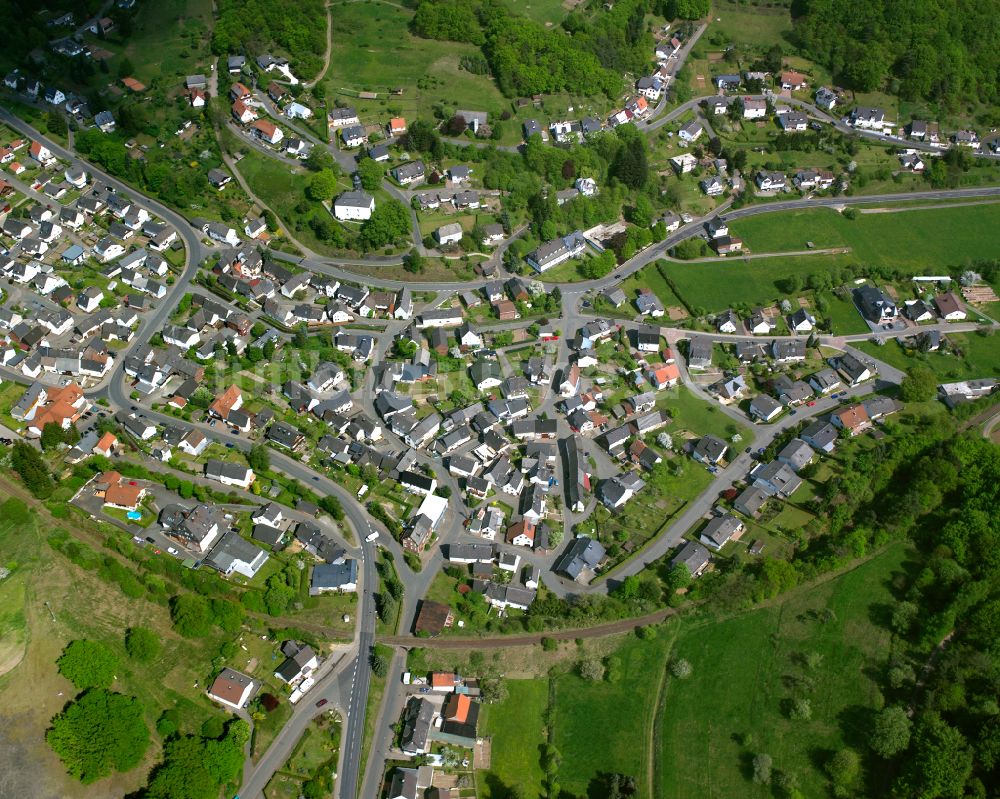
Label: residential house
xmin=672 ymin=541 xmax=711 ymax=577
xmin=831 ymin=404 xmax=871 ymax=436
xmin=700 ymin=514 xmax=744 ymax=551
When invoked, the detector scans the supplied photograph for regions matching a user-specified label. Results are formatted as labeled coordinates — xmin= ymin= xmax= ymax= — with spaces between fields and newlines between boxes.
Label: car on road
xmin=419 ymin=687 xmax=430 ymax=693
xmin=807 ymin=400 xmax=816 ymax=406
xmin=225 ymin=442 xmax=234 ymax=448
xmin=789 ymin=409 xmax=797 ymax=415
xmin=209 ymin=420 xmax=216 ymax=427
xmin=145 ymin=536 xmax=156 ymax=544
xmin=316 ymin=698 xmax=328 ymax=708
xmin=312 ymin=476 xmax=319 ymax=481
xmin=365 ymin=531 xmax=379 ymax=543
xmin=744 ymin=447 xmax=751 ymax=453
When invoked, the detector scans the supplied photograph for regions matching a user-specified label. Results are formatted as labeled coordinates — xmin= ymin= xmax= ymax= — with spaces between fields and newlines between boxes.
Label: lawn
xmin=729 ymin=203 xmax=1000 ymax=270
xmin=855 ymin=331 xmax=1000 ymax=381
xmin=818 ymin=289 xmax=870 ymax=335
xmin=552 ymin=632 xmax=676 ymax=798
xmin=479 ymin=679 xmax=549 ymax=799
xmin=658 ymin=544 xmax=911 ymax=799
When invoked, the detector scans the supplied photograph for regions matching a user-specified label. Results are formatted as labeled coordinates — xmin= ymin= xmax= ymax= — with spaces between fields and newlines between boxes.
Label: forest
xmin=791 ymin=0 xmax=1000 ymax=111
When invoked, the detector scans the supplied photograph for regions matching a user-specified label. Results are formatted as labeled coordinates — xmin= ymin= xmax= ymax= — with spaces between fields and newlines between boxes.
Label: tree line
xmin=791 ymin=0 xmax=1000 ymax=110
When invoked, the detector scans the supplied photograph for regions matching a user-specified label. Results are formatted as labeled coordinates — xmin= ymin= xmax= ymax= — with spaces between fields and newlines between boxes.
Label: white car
xmin=166 ymin=546 xmax=179 ymax=556
xmin=365 ymin=531 xmax=379 ymax=543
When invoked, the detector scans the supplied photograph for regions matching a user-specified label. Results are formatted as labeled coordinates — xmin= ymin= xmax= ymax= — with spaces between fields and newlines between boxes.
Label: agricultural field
xmin=728 ymin=203 xmax=1000 ymax=268
xmin=658 ymin=544 xmax=910 ymax=798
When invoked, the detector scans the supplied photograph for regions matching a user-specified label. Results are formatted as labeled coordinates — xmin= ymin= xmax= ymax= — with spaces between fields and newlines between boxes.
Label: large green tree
xmin=359 ymin=199 xmax=411 ymax=250
xmin=896 ymin=713 xmax=973 ymax=798
xmin=47 ymin=689 xmax=149 ymax=783
xmin=57 ymin=640 xmax=119 ymax=690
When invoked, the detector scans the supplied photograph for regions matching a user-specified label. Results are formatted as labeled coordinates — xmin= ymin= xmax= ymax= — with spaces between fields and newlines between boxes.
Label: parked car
xmin=316 ymin=698 xmax=328 ymax=708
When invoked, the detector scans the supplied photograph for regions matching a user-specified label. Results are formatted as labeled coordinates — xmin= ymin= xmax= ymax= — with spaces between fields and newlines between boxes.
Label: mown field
xmin=728 ymin=203 xmax=1000 ymax=268
xmin=480 ymin=680 xmax=550 ymax=799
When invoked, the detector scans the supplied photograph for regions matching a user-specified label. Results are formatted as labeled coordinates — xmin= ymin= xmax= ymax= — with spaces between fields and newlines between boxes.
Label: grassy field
xmin=123 ymin=0 xmax=215 ymax=85
xmin=323 ymin=2 xmax=508 ymax=120
xmin=729 ymin=203 xmax=1000 ymax=269
xmin=480 ymin=679 xmax=549 ymax=799
xmin=503 ymin=0 xmax=570 ymax=26
xmin=855 ymin=331 xmax=1000 ymax=381
xmin=710 ymin=0 xmax=793 ymax=48
xmin=0 ymin=482 xmax=230 ymax=798
xmin=658 ymin=544 xmax=911 ymax=798
xmin=552 ymin=632 xmax=676 ymax=798
xmin=663 ymin=384 xmax=749 ymax=442
xmin=235 ymin=149 xmax=346 ymax=256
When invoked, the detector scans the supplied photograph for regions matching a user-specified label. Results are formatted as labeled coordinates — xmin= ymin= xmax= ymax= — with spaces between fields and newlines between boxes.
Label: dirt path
xmin=305 ymin=2 xmax=333 ymax=88
xmin=221 ymin=149 xmax=318 ymax=258
xmin=379 ymin=606 xmax=675 ymax=648
xmin=859 ymin=199 xmax=1000 ymax=214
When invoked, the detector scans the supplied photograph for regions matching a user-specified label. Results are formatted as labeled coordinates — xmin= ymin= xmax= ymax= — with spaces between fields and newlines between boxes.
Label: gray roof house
xmin=672 ymin=541 xmax=711 ymax=577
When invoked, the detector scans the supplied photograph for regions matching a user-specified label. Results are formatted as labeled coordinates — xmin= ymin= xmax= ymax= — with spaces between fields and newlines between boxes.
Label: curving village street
xmin=2 ymin=24 xmax=1000 ymax=799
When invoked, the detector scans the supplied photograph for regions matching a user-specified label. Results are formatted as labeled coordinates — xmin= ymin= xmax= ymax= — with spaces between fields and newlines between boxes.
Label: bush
xmin=169 ymin=594 xmax=213 ymax=637
xmin=752 ymin=753 xmax=773 ymax=784
xmin=124 ymin=627 xmax=160 ymax=663
xmin=788 ymin=698 xmax=812 ymax=720
xmin=579 ymin=658 xmax=605 ymax=681
xmin=670 ymin=658 xmax=693 ymax=679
